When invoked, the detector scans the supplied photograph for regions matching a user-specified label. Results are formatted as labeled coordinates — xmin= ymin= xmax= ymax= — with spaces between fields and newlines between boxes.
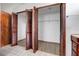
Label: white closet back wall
xmin=18 ymin=12 xmax=27 ymax=41
xmin=38 ymin=5 xmax=60 ymax=43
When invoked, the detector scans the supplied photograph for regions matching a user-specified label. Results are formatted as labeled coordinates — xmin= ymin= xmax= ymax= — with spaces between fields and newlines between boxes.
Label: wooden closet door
xmin=26 ymin=11 xmax=32 ymax=49
xmin=0 ymin=13 xmax=1 ymax=46
xmin=1 ymin=12 xmax=10 ymax=47
xmin=11 ymin=13 xmax=18 ymax=46
xmin=32 ymin=7 xmax=38 ymax=53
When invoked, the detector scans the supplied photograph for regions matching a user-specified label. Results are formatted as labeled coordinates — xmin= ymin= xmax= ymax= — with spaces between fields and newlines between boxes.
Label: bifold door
xmin=11 ymin=13 xmax=18 ymax=46
xmin=32 ymin=7 xmax=38 ymax=53
xmin=26 ymin=11 xmax=32 ymax=50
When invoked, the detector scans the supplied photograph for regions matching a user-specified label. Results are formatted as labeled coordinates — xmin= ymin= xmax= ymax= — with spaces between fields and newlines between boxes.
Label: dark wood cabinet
xmin=0 ymin=11 xmax=11 ymax=47
xmin=71 ymin=34 xmax=79 ymax=56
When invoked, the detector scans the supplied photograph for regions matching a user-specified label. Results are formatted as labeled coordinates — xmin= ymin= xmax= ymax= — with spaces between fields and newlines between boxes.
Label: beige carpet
xmin=0 ymin=45 xmax=56 ymax=56
xmin=18 ymin=39 xmax=26 ymax=47
xmin=38 ymin=40 xmax=59 ymax=55
xmin=18 ymin=40 xmax=59 ymax=55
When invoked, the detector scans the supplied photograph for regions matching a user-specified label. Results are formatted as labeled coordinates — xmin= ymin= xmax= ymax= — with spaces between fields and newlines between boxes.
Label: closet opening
xmin=38 ymin=4 xmax=60 ymax=55
xmin=32 ymin=3 xmax=66 ymax=56
xmin=11 ymin=10 xmax=32 ymax=50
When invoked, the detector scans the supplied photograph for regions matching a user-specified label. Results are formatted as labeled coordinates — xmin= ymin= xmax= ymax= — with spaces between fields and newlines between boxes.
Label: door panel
xmin=1 ymin=12 xmax=11 ymax=47
xmin=32 ymin=7 xmax=38 ymax=53
xmin=11 ymin=13 xmax=17 ymax=46
xmin=26 ymin=11 xmax=32 ymax=49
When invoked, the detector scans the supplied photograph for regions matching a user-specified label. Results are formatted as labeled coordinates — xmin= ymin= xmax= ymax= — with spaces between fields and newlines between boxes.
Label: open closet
xmin=10 ymin=3 xmax=66 ymax=56
xmin=11 ymin=10 xmax=32 ymax=50
xmin=32 ymin=3 xmax=66 ymax=56
xmin=38 ymin=4 xmax=60 ymax=55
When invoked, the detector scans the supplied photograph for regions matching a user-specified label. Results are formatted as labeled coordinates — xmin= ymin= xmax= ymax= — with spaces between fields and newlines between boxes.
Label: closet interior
xmin=32 ymin=3 xmax=66 ymax=56
xmin=38 ymin=4 xmax=60 ymax=55
xmin=17 ymin=12 xmax=27 ymax=47
xmin=11 ymin=10 xmax=32 ymax=50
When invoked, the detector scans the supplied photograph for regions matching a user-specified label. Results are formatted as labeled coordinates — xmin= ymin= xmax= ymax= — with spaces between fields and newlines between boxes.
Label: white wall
xmin=66 ymin=3 xmax=79 ymax=16
xmin=38 ymin=5 xmax=60 ymax=43
xmin=66 ymin=3 xmax=79 ymax=56
xmin=66 ymin=15 xmax=79 ymax=56
xmin=18 ymin=12 xmax=27 ymax=41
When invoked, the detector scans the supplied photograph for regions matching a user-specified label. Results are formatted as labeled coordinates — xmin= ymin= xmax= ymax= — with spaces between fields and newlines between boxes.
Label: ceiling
xmin=1 ymin=3 xmax=53 ymax=13
xmin=1 ymin=3 xmax=79 ymax=15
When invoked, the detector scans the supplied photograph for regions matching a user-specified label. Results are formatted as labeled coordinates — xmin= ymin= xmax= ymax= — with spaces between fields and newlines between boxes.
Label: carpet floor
xmin=0 ymin=45 xmax=56 ymax=56
xmin=18 ymin=39 xmax=59 ymax=55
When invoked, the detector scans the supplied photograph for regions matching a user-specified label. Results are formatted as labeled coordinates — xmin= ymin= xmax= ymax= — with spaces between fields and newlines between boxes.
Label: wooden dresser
xmin=71 ymin=34 xmax=79 ymax=56
xmin=0 ymin=11 xmax=11 ymax=47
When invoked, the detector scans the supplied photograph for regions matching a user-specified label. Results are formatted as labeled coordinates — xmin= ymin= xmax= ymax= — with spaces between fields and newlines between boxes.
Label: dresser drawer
xmin=72 ymin=42 xmax=77 ymax=51
xmin=78 ymin=48 xmax=79 ymax=54
xmin=72 ymin=51 xmax=77 ymax=56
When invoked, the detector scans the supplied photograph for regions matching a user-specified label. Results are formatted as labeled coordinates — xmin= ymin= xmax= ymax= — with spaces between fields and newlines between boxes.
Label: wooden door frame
xmin=32 ymin=3 xmax=66 ymax=56
xmin=11 ymin=10 xmax=32 ymax=50
xmin=60 ymin=3 xmax=66 ymax=56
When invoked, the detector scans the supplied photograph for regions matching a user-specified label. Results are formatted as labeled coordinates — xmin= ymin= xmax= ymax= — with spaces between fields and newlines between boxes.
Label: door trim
xmin=60 ymin=3 xmax=66 ymax=56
